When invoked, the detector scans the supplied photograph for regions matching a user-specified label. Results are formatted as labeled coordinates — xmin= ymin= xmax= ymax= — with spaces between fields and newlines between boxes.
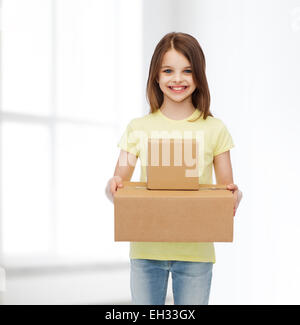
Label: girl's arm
xmin=105 ymin=150 xmax=138 ymax=203
xmin=213 ymin=150 xmax=243 ymax=216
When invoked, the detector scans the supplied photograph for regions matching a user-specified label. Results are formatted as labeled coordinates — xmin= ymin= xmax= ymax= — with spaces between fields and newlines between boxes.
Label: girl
xmin=105 ymin=32 xmax=243 ymax=305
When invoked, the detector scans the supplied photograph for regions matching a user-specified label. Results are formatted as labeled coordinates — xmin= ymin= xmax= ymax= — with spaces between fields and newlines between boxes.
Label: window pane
xmin=2 ymin=0 xmax=52 ymax=115
xmin=56 ymin=124 xmax=128 ymax=262
xmin=2 ymin=122 xmax=52 ymax=255
xmin=56 ymin=0 xmax=117 ymax=123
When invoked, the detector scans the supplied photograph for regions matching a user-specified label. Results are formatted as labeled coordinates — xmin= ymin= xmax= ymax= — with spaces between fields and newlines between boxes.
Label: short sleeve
xmin=117 ymin=120 xmax=140 ymax=157
xmin=213 ymin=122 xmax=235 ymax=157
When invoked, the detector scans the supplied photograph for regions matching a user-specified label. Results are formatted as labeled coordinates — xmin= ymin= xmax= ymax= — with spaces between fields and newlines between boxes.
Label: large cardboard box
xmin=114 ymin=181 xmax=234 ymax=242
xmin=147 ymin=138 xmax=199 ymax=190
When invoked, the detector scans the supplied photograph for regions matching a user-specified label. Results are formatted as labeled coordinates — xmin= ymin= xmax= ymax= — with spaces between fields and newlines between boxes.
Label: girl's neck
xmin=160 ymin=101 xmax=196 ymax=120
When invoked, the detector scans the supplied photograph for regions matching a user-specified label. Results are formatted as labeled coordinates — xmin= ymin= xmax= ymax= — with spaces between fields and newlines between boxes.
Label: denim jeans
xmin=130 ymin=259 xmax=213 ymax=305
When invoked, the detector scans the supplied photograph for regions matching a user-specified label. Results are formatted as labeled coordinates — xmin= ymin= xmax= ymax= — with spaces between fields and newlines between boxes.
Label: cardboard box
xmin=147 ymin=138 xmax=199 ymax=190
xmin=114 ymin=181 xmax=234 ymax=242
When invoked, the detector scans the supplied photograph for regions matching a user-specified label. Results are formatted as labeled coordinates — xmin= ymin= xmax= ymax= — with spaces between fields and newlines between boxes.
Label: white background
xmin=1 ymin=0 xmax=300 ymax=304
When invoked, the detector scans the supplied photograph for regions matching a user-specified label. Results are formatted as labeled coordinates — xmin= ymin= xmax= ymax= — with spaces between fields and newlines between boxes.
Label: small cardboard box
xmin=147 ymin=138 xmax=199 ymax=190
xmin=114 ymin=181 xmax=234 ymax=242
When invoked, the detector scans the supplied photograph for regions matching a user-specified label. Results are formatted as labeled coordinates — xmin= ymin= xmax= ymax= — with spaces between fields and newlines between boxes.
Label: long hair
xmin=146 ymin=32 xmax=213 ymax=121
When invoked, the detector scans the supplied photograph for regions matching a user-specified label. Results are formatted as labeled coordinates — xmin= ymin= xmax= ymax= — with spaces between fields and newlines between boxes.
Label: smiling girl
xmin=105 ymin=32 xmax=242 ymax=305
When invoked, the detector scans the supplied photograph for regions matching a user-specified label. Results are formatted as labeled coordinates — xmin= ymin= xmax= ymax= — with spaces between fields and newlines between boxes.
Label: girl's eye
xmin=163 ymin=69 xmax=192 ymax=73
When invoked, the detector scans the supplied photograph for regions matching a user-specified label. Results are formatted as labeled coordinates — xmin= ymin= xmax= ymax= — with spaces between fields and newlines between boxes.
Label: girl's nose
xmin=172 ymin=74 xmax=184 ymax=83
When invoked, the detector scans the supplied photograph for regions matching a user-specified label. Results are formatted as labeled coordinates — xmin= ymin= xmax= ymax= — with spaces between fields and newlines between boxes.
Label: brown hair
xmin=146 ymin=32 xmax=213 ymax=121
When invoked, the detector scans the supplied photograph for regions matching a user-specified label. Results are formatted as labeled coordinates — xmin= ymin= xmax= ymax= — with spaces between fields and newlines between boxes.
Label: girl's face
xmin=157 ymin=49 xmax=196 ymax=103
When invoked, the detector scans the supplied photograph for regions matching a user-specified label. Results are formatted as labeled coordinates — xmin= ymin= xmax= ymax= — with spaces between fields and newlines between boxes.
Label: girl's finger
xmin=115 ymin=176 xmax=123 ymax=187
xmin=227 ymin=183 xmax=238 ymax=190
xmin=237 ymin=190 xmax=243 ymax=204
xmin=110 ymin=181 xmax=116 ymax=193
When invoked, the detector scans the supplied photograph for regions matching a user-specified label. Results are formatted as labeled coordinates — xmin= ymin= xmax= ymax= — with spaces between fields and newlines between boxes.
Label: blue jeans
xmin=130 ymin=259 xmax=213 ymax=305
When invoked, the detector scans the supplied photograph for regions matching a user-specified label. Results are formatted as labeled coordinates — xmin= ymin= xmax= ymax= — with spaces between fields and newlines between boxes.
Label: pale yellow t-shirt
xmin=117 ymin=108 xmax=235 ymax=263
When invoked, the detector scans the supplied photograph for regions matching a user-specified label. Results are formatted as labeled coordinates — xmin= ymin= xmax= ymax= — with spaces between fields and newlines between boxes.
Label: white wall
xmin=2 ymin=265 xmax=131 ymax=305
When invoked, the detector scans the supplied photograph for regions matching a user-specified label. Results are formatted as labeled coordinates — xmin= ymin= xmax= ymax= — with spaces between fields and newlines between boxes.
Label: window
xmin=0 ymin=0 xmax=142 ymax=265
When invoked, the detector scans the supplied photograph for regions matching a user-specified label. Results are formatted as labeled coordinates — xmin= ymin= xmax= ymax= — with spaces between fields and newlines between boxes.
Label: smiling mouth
xmin=168 ymin=86 xmax=188 ymax=93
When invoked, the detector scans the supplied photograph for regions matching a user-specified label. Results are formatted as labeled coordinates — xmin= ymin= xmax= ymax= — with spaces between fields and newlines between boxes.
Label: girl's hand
xmin=226 ymin=184 xmax=243 ymax=216
xmin=105 ymin=176 xmax=124 ymax=203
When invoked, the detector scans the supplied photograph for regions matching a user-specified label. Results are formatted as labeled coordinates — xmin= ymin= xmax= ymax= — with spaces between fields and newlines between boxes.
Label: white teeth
xmin=170 ymin=87 xmax=186 ymax=90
